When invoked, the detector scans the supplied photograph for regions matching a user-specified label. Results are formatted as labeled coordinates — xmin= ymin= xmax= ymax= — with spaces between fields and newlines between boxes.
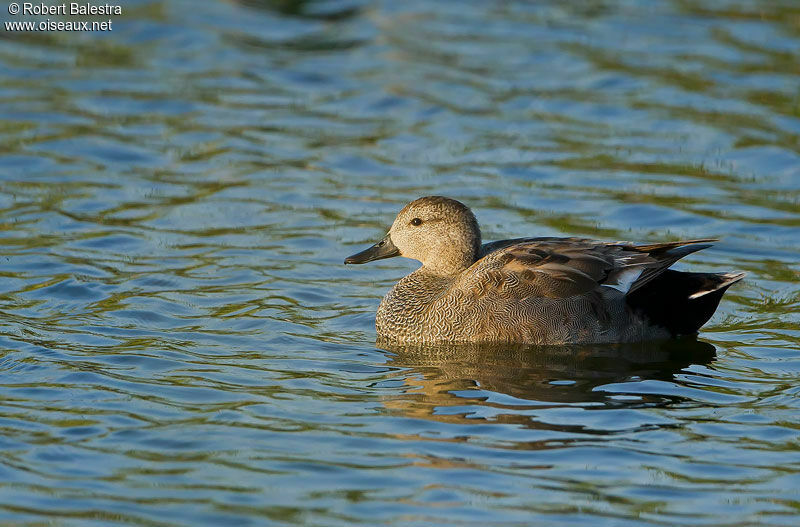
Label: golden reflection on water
xmin=379 ymin=339 xmax=716 ymax=428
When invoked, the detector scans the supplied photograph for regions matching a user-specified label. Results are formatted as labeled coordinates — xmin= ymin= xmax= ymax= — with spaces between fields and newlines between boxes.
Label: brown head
xmin=344 ymin=196 xmax=482 ymax=275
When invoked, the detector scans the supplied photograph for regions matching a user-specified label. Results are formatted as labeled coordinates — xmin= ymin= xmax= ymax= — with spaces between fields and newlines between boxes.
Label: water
xmin=1 ymin=0 xmax=799 ymax=525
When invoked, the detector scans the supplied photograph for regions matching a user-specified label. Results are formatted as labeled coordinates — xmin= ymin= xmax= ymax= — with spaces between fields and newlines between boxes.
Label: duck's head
xmin=345 ymin=196 xmax=481 ymax=275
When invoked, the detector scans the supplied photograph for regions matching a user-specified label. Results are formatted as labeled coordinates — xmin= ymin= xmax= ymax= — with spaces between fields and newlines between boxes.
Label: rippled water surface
xmin=1 ymin=0 xmax=799 ymax=525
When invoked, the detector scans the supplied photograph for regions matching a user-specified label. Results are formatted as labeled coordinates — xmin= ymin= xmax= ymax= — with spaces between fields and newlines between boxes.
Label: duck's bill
xmin=344 ymin=235 xmax=400 ymax=264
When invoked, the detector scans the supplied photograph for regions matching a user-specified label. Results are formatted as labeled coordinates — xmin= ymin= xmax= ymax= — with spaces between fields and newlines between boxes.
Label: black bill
xmin=344 ymin=235 xmax=400 ymax=264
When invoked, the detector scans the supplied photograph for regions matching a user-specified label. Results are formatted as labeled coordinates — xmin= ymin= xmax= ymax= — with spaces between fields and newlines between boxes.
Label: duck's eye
xmin=410 ymin=218 xmax=423 ymax=226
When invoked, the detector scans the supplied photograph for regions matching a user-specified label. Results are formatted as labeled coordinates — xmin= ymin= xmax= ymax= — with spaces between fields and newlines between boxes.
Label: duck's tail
xmin=626 ymin=270 xmax=745 ymax=336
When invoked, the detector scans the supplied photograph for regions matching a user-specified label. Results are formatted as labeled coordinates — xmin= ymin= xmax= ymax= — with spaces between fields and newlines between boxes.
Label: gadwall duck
xmin=345 ymin=196 xmax=744 ymax=344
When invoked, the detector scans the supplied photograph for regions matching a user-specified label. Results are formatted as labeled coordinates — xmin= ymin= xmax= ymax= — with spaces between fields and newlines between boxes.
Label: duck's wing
xmin=460 ymin=237 xmax=716 ymax=299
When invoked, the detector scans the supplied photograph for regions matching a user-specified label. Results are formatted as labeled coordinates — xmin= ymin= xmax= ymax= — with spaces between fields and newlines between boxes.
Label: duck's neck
xmin=420 ymin=245 xmax=476 ymax=276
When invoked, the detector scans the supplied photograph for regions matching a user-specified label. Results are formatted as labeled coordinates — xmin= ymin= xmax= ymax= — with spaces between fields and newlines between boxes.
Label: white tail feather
xmin=688 ymin=271 xmax=746 ymax=299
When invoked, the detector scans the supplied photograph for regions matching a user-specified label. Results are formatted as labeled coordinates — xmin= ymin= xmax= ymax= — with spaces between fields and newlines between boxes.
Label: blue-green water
xmin=1 ymin=1 xmax=799 ymax=525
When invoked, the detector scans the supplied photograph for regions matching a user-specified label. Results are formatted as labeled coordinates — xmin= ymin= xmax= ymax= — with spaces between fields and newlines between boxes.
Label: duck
xmin=344 ymin=196 xmax=744 ymax=344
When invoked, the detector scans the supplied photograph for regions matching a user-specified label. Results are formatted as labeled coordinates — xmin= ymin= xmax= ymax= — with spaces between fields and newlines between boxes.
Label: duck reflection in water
xmin=377 ymin=338 xmax=716 ymax=432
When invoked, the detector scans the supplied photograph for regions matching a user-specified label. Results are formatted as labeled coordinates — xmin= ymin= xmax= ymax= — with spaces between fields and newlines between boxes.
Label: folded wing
xmin=460 ymin=237 xmax=716 ymax=299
